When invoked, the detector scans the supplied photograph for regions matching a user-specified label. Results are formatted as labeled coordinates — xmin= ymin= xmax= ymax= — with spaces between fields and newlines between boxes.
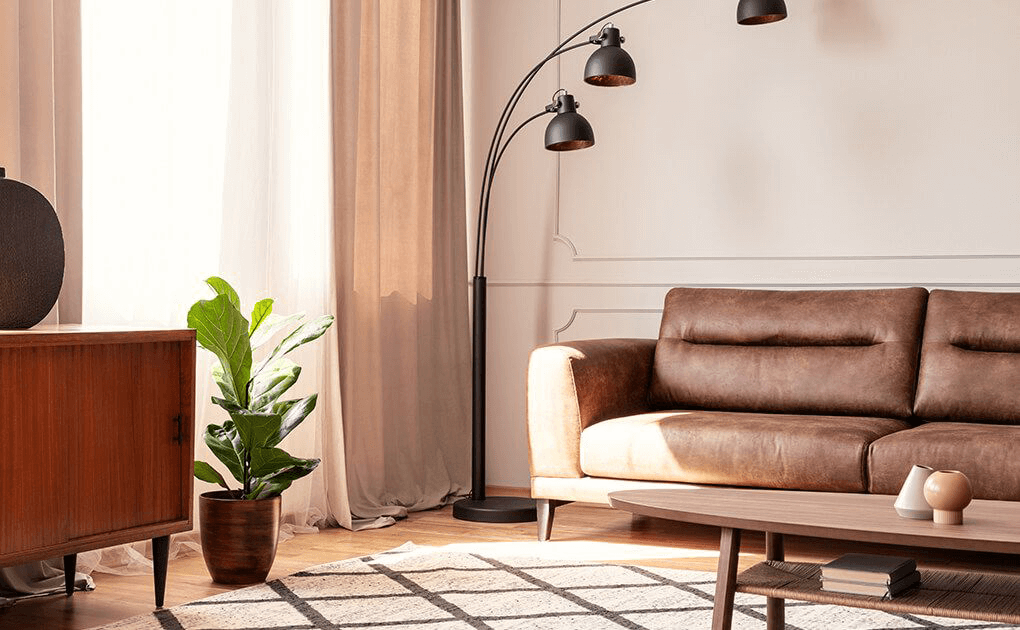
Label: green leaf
xmin=249 ymin=474 xmax=306 ymax=499
xmin=249 ymin=298 xmax=274 ymax=336
xmin=250 ymin=479 xmax=292 ymax=499
xmin=249 ymin=359 xmax=301 ymax=412
xmin=268 ymin=399 xmax=298 ymax=418
xmin=211 ymin=395 xmax=243 ymax=414
xmin=205 ymin=276 xmax=241 ymax=311
xmin=194 ymin=461 xmax=230 ymax=489
xmin=188 ymin=294 xmax=252 ymax=406
xmin=268 ymin=394 xmax=317 ymax=447
xmin=229 ymin=409 xmax=283 ymax=452
xmin=252 ymin=315 xmax=334 ymax=378
xmin=204 ymin=423 xmax=244 ymax=482
xmin=246 ymin=481 xmax=267 ymax=500
xmin=249 ymin=447 xmax=320 ymax=479
xmin=210 ymin=361 xmax=238 ymax=404
xmin=248 ymin=453 xmax=320 ymax=499
xmin=221 ymin=420 xmax=246 ymax=466
xmin=249 ymin=312 xmax=305 ymax=350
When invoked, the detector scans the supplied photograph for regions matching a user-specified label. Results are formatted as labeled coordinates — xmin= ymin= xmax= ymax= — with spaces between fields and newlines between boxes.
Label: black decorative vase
xmin=0 ymin=168 xmax=65 ymax=329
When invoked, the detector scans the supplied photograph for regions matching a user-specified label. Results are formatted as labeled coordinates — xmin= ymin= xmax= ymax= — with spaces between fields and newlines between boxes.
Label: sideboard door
xmin=70 ymin=342 xmax=186 ymax=539
xmin=0 ymin=347 xmax=71 ymax=557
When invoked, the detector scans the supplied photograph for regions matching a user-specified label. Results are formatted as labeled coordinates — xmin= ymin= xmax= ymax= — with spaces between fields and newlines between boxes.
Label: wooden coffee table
xmin=609 ymin=488 xmax=1020 ymax=630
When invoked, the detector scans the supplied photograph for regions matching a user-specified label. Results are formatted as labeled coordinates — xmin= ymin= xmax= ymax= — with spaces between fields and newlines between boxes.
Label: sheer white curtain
xmin=0 ymin=0 xmax=88 ymax=599
xmin=80 ymin=0 xmax=353 ymax=574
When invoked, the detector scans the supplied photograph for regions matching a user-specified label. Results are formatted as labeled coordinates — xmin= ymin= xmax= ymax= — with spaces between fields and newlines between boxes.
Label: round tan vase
xmin=922 ymin=470 xmax=973 ymax=526
xmin=199 ymin=490 xmax=281 ymax=584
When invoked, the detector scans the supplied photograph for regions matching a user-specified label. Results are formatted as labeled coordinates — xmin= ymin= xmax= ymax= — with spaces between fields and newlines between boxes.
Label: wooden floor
xmin=2 ymin=491 xmax=1017 ymax=630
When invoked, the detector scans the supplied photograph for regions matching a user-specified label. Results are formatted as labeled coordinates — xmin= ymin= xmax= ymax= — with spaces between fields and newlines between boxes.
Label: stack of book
xmin=820 ymin=553 xmax=921 ymax=598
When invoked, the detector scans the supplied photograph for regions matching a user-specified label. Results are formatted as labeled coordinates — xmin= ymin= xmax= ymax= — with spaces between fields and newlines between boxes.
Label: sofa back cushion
xmin=649 ymin=287 xmax=928 ymax=418
xmin=914 ymin=290 xmax=1020 ymax=424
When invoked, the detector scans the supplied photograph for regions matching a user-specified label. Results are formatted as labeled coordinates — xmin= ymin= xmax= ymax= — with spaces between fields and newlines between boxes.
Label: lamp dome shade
xmin=584 ymin=47 xmax=636 ymax=86
xmin=544 ymin=94 xmax=594 ymax=152
xmin=584 ymin=27 xmax=636 ymax=86
xmin=737 ymin=0 xmax=787 ymax=25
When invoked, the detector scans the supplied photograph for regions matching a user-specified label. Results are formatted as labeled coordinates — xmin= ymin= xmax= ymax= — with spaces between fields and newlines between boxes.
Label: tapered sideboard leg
xmin=153 ymin=535 xmax=170 ymax=608
xmin=63 ymin=554 xmax=77 ymax=596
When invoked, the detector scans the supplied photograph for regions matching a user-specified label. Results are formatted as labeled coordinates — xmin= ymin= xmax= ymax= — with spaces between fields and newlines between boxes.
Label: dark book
xmin=821 ymin=553 xmax=916 ymax=584
xmin=822 ymin=570 xmax=921 ymax=598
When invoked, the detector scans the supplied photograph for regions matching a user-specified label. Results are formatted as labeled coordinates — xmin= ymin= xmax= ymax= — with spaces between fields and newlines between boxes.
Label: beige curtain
xmin=0 ymin=0 xmax=82 ymax=323
xmin=0 ymin=0 xmax=88 ymax=599
xmin=331 ymin=0 xmax=471 ymax=521
xmin=79 ymin=0 xmax=363 ymax=555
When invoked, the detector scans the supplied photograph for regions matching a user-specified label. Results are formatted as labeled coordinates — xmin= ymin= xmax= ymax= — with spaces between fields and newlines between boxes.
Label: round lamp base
xmin=453 ymin=496 xmax=537 ymax=523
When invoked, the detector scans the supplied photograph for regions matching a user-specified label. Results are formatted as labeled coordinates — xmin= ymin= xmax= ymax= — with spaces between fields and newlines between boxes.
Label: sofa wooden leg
xmin=538 ymin=497 xmax=571 ymax=538
xmin=537 ymin=500 xmax=554 ymax=541
xmin=537 ymin=499 xmax=570 ymax=541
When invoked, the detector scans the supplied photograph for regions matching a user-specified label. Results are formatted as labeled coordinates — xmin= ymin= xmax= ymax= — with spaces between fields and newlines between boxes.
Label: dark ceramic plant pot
xmin=199 ymin=490 xmax=281 ymax=584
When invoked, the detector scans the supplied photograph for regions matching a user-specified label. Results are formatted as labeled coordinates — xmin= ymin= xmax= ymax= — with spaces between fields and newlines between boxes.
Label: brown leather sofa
xmin=527 ymin=287 xmax=1020 ymax=540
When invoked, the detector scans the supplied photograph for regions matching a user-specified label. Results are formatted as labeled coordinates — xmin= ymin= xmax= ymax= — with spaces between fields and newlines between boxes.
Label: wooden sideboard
xmin=0 ymin=326 xmax=196 ymax=607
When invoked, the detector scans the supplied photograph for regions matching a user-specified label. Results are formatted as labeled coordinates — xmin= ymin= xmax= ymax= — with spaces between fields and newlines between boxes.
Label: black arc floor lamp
xmin=453 ymin=0 xmax=788 ymax=524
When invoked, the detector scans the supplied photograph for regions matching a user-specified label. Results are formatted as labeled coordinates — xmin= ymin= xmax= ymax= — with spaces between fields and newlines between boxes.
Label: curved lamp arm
xmin=473 ymin=42 xmax=588 ymax=277
xmin=490 ymin=110 xmax=555 ymax=187
xmin=477 ymin=106 xmax=561 ymax=274
xmin=473 ymin=0 xmax=655 ymax=277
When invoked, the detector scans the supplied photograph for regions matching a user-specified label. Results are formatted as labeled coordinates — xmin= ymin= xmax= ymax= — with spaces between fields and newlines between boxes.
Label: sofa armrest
xmin=527 ymin=338 xmax=657 ymax=479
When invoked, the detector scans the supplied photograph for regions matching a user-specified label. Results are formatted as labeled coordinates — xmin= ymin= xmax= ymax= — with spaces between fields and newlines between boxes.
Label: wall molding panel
xmin=553 ymin=308 xmax=663 ymax=342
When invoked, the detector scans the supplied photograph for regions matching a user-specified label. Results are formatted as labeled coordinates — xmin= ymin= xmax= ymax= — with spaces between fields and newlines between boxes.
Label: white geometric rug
xmin=95 ymin=543 xmax=1019 ymax=630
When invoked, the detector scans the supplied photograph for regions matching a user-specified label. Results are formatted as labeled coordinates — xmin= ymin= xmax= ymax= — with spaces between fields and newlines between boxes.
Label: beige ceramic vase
xmin=923 ymin=470 xmax=973 ymax=525
xmin=894 ymin=464 xmax=934 ymax=520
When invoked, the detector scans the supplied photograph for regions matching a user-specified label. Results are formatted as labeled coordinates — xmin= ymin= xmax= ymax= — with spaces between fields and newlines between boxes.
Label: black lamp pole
xmin=453 ymin=0 xmax=788 ymax=523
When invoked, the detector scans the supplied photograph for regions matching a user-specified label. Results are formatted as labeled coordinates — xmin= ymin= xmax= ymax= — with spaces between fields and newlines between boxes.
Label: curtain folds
xmin=2 ymin=0 xmax=469 ymax=586
xmin=0 ymin=0 xmax=82 ymax=323
xmin=79 ymin=0 xmax=353 ymax=570
xmin=0 ymin=0 xmax=87 ymax=599
xmin=330 ymin=0 xmax=472 ymax=521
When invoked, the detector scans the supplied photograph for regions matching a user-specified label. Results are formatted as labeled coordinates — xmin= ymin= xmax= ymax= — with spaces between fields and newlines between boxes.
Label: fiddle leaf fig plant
xmin=188 ymin=277 xmax=334 ymax=499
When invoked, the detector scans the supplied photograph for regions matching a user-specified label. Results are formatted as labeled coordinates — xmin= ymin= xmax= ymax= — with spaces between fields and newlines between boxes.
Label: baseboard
xmin=485 ymin=485 xmax=530 ymax=498
xmin=484 ymin=485 xmax=609 ymax=509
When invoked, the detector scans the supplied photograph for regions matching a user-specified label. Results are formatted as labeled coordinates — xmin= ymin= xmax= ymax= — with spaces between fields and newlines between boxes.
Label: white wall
xmin=462 ymin=0 xmax=1020 ymax=488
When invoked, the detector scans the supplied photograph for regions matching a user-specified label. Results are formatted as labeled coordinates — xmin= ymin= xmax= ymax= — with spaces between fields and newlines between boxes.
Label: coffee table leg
xmin=765 ymin=532 xmax=785 ymax=630
xmin=712 ymin=527 xmax=742 ymax=630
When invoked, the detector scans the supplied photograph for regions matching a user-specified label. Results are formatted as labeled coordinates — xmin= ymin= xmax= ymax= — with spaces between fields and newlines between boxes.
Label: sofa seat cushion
xmin=580 ymin=411 xmax=909 ymax=492
xmin=868 ymin=422 xmax=1020 ymax=500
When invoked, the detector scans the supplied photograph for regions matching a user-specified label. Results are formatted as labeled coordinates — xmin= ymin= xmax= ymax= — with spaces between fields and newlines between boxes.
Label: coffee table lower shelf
xmin=738 ymin=561 xmax=1020 ymax=624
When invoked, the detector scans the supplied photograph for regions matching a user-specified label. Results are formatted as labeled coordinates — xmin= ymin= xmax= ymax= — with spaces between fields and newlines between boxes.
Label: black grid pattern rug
xmin=96 ymin=543 xmax=1020 ymax=630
